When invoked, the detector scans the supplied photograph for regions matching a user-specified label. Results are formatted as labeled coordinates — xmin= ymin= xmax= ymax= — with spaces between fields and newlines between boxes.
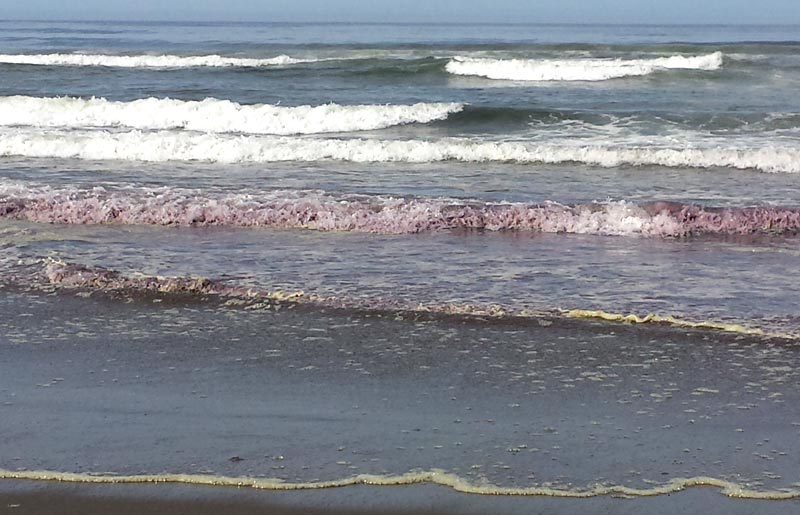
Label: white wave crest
xmin=0 ymin=53 xmax=318 ymax=68
xmin=0 ymin=128 xmax=796 ymax=173
xmin=0 ymin=96 xmax=463 ymax=135
xmin=445 ymin=52 xmax=724 ymax=81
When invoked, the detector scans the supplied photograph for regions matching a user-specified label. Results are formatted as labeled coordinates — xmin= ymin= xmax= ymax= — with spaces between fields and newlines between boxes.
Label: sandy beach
xmin=1 ymin=286 xmax=799 ymax=513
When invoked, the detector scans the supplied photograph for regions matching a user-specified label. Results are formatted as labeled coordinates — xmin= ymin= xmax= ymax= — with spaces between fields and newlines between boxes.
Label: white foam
xmin=0 ymin=53 xmax=318 ymax=68
xmin=0 ymin=96 xmax=463 ymax=135
xmin=2 ymin=468 xmax=800 ymax=500
xmin=0 ymin=128 xmax=796 ymax=173
xmin=445 ymin=52 xmax=724 ymax=81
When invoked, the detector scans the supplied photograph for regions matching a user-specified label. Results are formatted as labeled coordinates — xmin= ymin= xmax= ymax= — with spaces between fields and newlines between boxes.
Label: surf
xmin=1 ymin=128 xmax=797 ymax=173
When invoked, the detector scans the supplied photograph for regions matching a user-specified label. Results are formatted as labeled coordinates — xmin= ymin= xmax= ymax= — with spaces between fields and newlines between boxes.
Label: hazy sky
xmin=3 ymin=0 xmax=800 ymax=24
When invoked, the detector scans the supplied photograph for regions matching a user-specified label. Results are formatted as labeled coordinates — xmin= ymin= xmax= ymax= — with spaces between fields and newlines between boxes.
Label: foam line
xmin=563 ymin=309 xmax=768 ymax=336
xmin=1 ymin=468 xmax=798 ymax=499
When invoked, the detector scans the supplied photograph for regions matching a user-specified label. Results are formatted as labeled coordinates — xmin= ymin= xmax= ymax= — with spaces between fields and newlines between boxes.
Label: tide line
xmin=1 ymin=468 xmax=798 ymax=500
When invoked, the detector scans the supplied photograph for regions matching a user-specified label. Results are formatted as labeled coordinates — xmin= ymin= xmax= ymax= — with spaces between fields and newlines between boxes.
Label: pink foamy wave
xmin=642 ymin=201 xmax=800 ymax=236
xmin=2 ymin=184 xmax=800 ymax=237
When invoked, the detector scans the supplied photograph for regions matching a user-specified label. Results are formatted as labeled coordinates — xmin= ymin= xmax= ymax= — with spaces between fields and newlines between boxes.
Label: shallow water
xmin=1 ymin=22 xmax=800 ymax=334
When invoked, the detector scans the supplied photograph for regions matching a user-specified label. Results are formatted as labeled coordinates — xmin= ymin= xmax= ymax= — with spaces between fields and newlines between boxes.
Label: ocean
xmin=1 ymin=20 xmax=800 ymax=509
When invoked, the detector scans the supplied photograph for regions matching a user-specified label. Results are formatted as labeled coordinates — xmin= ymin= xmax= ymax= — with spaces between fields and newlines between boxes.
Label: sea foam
xmin=0 ymin=128 xmax=797 ymax=173
xmin=0 ymin=96 xmax=463 ymax=135
xmin=445 ymin=52 xmax=724 ymax=81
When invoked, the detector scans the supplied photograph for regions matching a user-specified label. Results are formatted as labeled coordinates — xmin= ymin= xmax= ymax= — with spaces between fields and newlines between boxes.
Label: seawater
xmin=1 ymin=20 xmax=800 ymax=335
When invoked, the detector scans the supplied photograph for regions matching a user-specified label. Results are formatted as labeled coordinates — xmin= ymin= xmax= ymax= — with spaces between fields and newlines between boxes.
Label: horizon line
xmin=2 ymin=19 xmax=800 ymax=27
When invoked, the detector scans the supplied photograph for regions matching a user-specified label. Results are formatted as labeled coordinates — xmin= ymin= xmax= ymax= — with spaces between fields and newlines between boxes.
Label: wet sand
xmin=1 ymin=479 xmax=798 ymax=515
xmin=1 ymin=286 xmax=799 ymax=513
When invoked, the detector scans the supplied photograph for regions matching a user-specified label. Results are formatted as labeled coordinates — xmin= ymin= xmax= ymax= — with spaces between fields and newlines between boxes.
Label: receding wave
xmin=34 ymin=258 xmax=535 ymax=318
xmin=29 ymin=259 xmax=786 ymax=339
xmin=0 ymin=128 xmax=797 ymax=173
xmin=3 ymin=184 xmax=799 ymax=237
xmin=0 ymin=96 xmax=463 ymax=135
xmin=445 ymin=52 xmax=724 ymax=81
xmin=2 ymin=468 xmax=799 ymax=499
xmin=0 ymin=53 xmax=320 ymax=68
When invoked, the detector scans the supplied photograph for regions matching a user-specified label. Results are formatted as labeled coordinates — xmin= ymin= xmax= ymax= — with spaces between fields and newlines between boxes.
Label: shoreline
xmin=2 ymin=468 xmax=800 ymax=499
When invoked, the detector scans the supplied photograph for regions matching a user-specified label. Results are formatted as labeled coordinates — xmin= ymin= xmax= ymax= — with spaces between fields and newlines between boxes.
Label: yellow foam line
xmin=563 ymin=309 xmax=795 ymax=339
xmin=1 ymin=469 xmax=799 ymax=500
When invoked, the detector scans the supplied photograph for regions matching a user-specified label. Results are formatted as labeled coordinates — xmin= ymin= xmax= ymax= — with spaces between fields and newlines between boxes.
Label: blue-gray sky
xmin=3 ymin=0 xmax=800 ymax=24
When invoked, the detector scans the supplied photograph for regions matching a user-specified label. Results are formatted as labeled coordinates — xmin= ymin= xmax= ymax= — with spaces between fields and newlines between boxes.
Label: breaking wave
xmin=0 ymin=53 xmax=321 ymax=68
xmin=0 ymin=96 xmax=463 ymax=135
xmin=2 ymin=184 xmax=799 ymax=237
xmin=445 ymin=52 xmax=724 ymax=81
xmin=0 ymin=128 xmax=797 ymax=173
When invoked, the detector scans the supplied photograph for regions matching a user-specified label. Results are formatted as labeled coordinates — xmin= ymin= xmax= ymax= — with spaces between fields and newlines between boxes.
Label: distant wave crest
xmin=2 ymin=184 xmax=799 ymax=237
xmin=0 ymin=128 xmax=797 ymax=173
xmin=445 ymin=52 xmax=724 ymax=81
xmin=0 ymin=53 xmax=320 ymax=68
xmin=0 ymin=96 xmax=463 ymax=135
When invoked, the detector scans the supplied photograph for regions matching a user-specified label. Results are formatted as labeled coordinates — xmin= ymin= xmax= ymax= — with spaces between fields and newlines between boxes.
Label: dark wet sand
xmin=1 ymin=479 xmax=798 ymax=515
xmin=1 ymin=286 xmax=799 ymax=513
